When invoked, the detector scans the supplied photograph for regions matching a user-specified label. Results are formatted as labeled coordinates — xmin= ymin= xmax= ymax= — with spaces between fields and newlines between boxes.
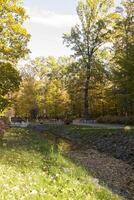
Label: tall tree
xmin=63 ymin=0 xmax=117 ymax=118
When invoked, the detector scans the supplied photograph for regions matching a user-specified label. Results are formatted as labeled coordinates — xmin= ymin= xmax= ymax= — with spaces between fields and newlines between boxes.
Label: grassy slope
xmin=0 ymin=128 xmax=120 ymax=200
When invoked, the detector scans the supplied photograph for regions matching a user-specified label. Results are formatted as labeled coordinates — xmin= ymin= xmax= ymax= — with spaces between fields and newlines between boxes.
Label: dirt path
xmin=69 ymin=149 xmax=134 ymax=200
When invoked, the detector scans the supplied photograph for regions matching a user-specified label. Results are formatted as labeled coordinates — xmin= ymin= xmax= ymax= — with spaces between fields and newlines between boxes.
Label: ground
xmin=0 ymin=127 xmax=121 ymax=200
xmin=30 ymin=124 xmax=134 ymax=200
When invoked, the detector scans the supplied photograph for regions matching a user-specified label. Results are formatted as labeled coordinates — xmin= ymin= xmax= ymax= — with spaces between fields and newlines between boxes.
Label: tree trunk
xmin=84 ymin=73 xmax=90 ymax=119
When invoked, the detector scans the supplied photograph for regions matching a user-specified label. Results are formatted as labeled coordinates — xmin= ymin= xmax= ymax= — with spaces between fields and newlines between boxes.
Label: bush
xmin=0 ymin=120 xmax=6 ymax=140
xmin=64 ymin=118 xmax=73 ymax=125
xmin=96 ymin=115 xmax=134 ymax=125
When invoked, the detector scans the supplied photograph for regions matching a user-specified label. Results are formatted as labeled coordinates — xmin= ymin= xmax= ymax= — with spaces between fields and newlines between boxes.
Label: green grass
xmin=0 ymin=128 xmax=121 ymax=200
xmin=44 ymin=124 xmax=134 ymax=137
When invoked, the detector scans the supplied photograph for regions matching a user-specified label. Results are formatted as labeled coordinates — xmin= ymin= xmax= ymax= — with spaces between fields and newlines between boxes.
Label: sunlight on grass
xmin=0 ymin=128 xmax=121 ymax=200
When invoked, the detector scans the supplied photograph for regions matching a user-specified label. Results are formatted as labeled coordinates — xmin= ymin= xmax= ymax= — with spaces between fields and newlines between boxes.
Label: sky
xmin=23 ymin=0 xmax=122 ymax=58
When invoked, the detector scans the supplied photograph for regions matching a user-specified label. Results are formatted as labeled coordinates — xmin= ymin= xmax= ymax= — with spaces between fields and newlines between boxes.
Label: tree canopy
xmin=0 ymin=0 xmax=30 ymax=63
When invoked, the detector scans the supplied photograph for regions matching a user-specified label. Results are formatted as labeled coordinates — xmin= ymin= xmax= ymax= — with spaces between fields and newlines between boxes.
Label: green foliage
xmin=0 ymin=62 xmax=21 ymax=110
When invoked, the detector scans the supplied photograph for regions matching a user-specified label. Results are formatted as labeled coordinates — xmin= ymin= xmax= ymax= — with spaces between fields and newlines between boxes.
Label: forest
xmin=1 ymin=0 xmax=134 ymax=124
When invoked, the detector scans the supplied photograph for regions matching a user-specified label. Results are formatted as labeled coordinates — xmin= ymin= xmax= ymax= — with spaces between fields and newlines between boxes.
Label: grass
xmin=0 ymin=128 xmax=121 ymax=200
xmin=43 ymin=124 xmax=134 ymax=137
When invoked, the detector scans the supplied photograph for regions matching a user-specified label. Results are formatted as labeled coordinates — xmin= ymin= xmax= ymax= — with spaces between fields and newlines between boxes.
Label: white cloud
xmin=26 ymin=7 xmax=79 ymax=28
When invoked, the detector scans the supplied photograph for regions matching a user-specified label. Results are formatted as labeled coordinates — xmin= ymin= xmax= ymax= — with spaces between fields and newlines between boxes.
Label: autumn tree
xmin=13 ymin=78 xmax=36 ymax=118
xmin=0 ymin=0 xmax=30 ymax=63
xmin=13 ymin=57 xmax=72 ymax=119
xmin=45 ymin=79 xmax=71 ymax=119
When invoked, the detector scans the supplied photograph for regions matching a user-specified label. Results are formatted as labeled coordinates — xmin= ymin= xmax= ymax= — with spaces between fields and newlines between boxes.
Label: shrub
xmin=96 ymin=115 xmax=134 ymax=125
